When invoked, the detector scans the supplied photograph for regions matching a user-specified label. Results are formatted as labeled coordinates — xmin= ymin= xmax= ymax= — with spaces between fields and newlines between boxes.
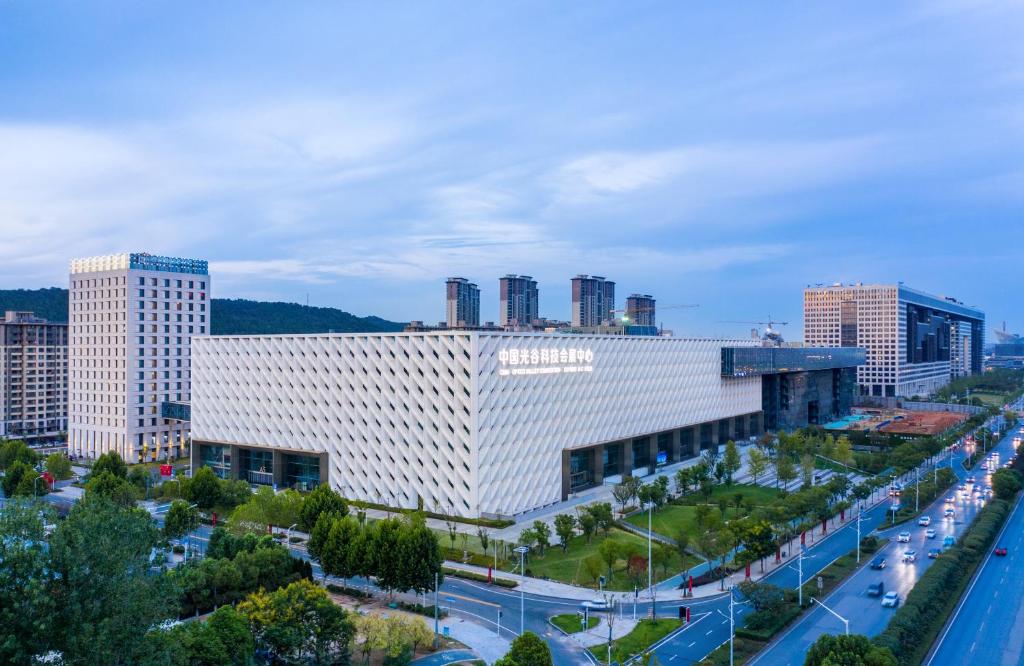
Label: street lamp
xmin=514 ymin=545 xmax=530 ymax=635
xmin=646 ymin=498 xmax=653 ymax=602
xmin=811 ymin=597 xmax=849 ymax=635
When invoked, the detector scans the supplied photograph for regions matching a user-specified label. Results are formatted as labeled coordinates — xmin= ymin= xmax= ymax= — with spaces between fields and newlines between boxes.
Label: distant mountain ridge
xmin=0 ymin=288 xmax=405 ymax=335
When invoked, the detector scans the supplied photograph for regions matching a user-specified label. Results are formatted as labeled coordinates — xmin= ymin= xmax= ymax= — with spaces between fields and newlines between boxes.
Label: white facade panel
xmin=193 ymin=332 xmax=760 ymax=517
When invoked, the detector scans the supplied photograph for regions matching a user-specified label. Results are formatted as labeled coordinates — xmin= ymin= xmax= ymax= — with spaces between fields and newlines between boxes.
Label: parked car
xmin=995 ymin=546 xmax=1008 ymax=556
xmin=870 ymin=556 xmax=886 ymax=570
xmin=925 ymin=528 xmax=936 ymax=539
xmin=897 ymin=532 xmax=911 ymax=543
xmin=927 ymin=548 xmax=941 ymax=559
xmin=918 ymin=516 xmax=931 ymax=527
xmin=867 ymin=581 xmax=885 ymax=597
xmin=881 ymin=591 xmax=900 ymax=608
xmin=902 ymin=549 xmax=917 ymax=563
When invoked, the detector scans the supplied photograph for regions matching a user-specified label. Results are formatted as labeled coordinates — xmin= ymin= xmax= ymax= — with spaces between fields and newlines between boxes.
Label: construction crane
xmin=719 ymin=316 xmax=789 ymax=346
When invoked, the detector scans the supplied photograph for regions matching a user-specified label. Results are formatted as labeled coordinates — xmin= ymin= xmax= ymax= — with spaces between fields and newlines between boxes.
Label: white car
xmin=925 ymin=528 xmax=936 ymax=538
xmin=946 ymin=496 xmax=955 ymax=504
xmin=918 ymin=516 xmax=931 ymax=526
xmin=580 ymin=599 xmax=610 ymax=611
xmin=881 ymin=591 xmax=900 ymax=608
xmin=903 ymin=549 xmax=917 ymax=563
xmin=944 ymin=507 xmax=956 ymax=518
xmin=897 ymin=532 xmax=911 ymax=543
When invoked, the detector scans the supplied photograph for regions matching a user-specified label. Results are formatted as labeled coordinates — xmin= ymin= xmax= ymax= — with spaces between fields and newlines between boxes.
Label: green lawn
xmin=971 ymin=391 xmax=1009 ymax=406
xmin=514 ymin=528 xmax=700 ymax=591
xmin=551 ymin=613 xmax=599 ymax=634
xmin=590 ymin=618 xmax=682 ymax=664
xmin=625 ymin=484 xmax=780 ymax=541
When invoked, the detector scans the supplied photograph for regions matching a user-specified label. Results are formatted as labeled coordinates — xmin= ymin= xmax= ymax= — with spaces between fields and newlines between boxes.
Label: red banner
xmin=159 ymin=464 xmax=173 ymax=477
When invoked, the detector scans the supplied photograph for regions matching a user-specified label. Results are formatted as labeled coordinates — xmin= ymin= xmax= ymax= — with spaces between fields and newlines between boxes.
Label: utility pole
xmin=729 ymin=586 xmax=735 ymax=666
xmin=798 ymin=546 xmax=804 ymax=607
xmin=916 ymin=467 xmax=920 ymax=513
xmin=856 ymin=505 xmax=861 ymax=563
xmin=433 ymin=572 xmax=439 ymax=648
xmin=647 ymin=499 xmax=653 ymax=601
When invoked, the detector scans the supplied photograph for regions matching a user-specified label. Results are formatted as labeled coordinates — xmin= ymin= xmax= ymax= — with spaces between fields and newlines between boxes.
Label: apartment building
xmin=498 ymin=275 xmax=539 ymax=327
xmin=571 ymin=275 xmax=615 ymax=327
xmin=804 ymin=283 xmax=984 ymax=398
xmin=445 ymin=277 xmax=480 ymax=328
xmin=68 ymin=253 xmax=210 ymax=463
xmin=0 ymin=311 xmax=68 ymax=443
xmin=626 ymin=294 xmax=656 ymax=327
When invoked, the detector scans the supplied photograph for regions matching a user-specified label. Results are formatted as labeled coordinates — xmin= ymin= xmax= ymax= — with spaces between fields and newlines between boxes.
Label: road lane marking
xmin=706 ymin=630 xmax=713 ymax=635
xmin=688 ymin=642 xmax=696 ymax=648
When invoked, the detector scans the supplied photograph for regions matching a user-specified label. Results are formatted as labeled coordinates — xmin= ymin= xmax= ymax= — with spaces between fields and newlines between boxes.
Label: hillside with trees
xmin=0 ymin=288 xmax=404 ymax=334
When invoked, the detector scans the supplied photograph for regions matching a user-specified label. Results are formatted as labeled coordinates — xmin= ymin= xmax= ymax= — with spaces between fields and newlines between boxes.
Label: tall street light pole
xmin=647 ymin=499 xmax=653 ymax=599
xmin=514 ymin=546 xmax=529 ymax=635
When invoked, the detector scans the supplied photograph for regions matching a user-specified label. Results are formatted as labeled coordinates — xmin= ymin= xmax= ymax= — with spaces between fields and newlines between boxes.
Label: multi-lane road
xmin=749 ymin=416 xmax=1018 ymax=665
xmin=927 ymin=491 xmax=1024 ymax=666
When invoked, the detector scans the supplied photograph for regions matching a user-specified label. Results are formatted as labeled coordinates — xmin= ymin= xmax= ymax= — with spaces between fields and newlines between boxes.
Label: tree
xmin=713 ymin=461 xmax=726 ymax=484
xmin=164 ymin=499 xmax=200 ymax=539
xmin=532 ymin=520 xmax=551 ymax=555
xmin=553 ymin=513 xmax=576 ymax=552
xmin=583 ymin=555 xmax=603 ymax=585
xmin=239 ymin=579 xmax=355 ymax=665
xmin=673 ymin=530 xmax=690 ymax=567
xmin=651 ymin=476 xmax=670 ymax=507
xmin=723 ymin=440 xmax=741 ymax=484
xmin=496 ymin=630 xmax=553 ymax=666
xmin=835 ymin=435 xmax=854 ymax=468
xmin=775 ymin=454 xmax=797 ymax=489
xmin=308 ymin=511 xmax=337 ymax=562
xmin=476 ymin=525 xmax=491 ymax=556
xmin=397 ymin=514 xmax=444 ymax=594
xmin=699 ymin=477 xmax=714 ymax=503
xmin=322 ymin=515 xmax=362 ymax=583
xmin=737 ymin=580 xmax=785 ymax=613
xmin=0 ymin=439 xmax=36 ymax=470
xmin=356 ymin=613 xmax=388 ymax=664
xmin=185 ymin=466 xmax=223 ymax=509
xmin=229 ymin=486 xmax=301 ymax=534
xmin=11 ymin=464 xmax=46 ymax=497
xmin=589 ymin=502 xmax=615 ymax=535
xmin=1 ymin=460 xmax=30 ymax=496
xmin=674 ymin=467 xmax=693 ymax=496
xmin=598 ymin=539 xmax=620 ymax=581
xmin=800 ymin=453 xmax=816 ymax=488
xmin=86 ymin=470 xmax=138 ymax=507
xmin=804 ymin=633 xmax=896 ymax=666
xmin=49 ymin=495 xmax=178 ymax=664
xmin=992 ymin=468 xmax=1022 ymax=500
xmin=652 ymin=543 xmax=673 ymax=577
xmin=612 ymin=482 xmax=633 ymax=513
xmin=577 ymin=509 xmax=597 ymax=544
xmin=91 ymin=450 xmax=127 ymax=479
xmin=0 ymin=500 xmax=56 ymax=664
xmin=624 ymin=476 xmax=643 ymax=507
xmin=701 ymin=448 xmax=720 ymax=473
xmin=747 ymin=447 xmax=769 ymax=486
xmin=300 ymin=484 xmax=348 ymax=532
xmin=45 ymin=452 xmax=73 ymax=480
xmin=370 ymin=518 xmax=405 ymax=594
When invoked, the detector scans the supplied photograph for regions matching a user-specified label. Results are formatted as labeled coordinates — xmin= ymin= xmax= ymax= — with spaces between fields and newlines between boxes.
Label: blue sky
xmin=1 ymin=1 xmax=1021 ymax=338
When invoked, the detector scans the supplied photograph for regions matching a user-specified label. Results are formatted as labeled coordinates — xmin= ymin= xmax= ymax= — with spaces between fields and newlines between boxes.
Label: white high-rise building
xmin=803 ymin=283 xmax=984 ymax=398
xmin=68 ymin=253 xmax=210 ymax=463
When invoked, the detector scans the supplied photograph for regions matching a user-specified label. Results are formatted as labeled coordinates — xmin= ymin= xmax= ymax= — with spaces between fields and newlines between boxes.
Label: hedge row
xmin=442 ymin=566 xmax=518 ymax=588
xmin=735 ymin=605 xmax=800 ymax=641
xmin=345 ymin=498 xmax=514 ymax=528
xmin=873 ymin=497 xmax=1012 ymax=664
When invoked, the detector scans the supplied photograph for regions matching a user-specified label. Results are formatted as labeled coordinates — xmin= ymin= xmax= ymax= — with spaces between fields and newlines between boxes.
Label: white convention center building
xmin=190 ymin=331 xmax=762 ymax=518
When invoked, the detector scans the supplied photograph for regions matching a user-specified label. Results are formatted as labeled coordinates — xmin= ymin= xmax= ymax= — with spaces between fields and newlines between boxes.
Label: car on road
xmin=925 ymin=528 xmax=936 ymax=538
xmin=967 ymin=476 xmax=976 ymax=484
xmin=580 ymin=599 xmax=610 ymax=611
xmin=870 ymin=556 xmax=887 ymax=570
xmin=918 ymin=516 xmax=931 ymax=526
xmin=881 ymin=591 xmax=900 ymax=608
xmin=928 ymin=548 xmax=941 ymax=559
xmin=897 ymin=531 xmax=911 ymax=543
xmin=995 ymin=546 xmax=1008 ymax=556
xmin=943 ymin=535 xmax=956 ymax=549
xmin=944 ymin=508 xmax=956 ymax=518
xmin=958 ymin=485 xmax=967 ymax=493
xmin=867 ymin=581 xmax=884 ymax=597
xmin=903 ymin=549 xmax=917 ymax=563
xmin=945 ymin=496 xmax=956 ymax=504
